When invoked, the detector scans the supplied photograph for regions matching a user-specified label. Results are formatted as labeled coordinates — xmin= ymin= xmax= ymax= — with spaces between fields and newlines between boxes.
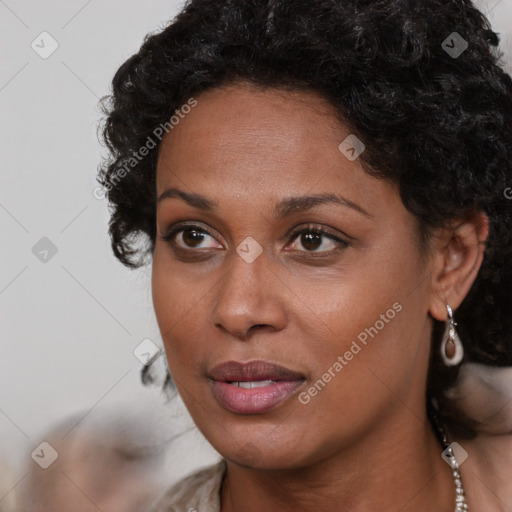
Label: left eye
xmin=287 ymin=228 xmax=346 ymax=253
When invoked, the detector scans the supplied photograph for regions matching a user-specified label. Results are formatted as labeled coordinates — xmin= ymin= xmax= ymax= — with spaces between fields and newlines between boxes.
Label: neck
xmin=220 ymin=411 xmax=456 ymax=512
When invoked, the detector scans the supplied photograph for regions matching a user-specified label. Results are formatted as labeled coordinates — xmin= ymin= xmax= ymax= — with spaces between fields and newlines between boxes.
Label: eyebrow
xmin=157 ymin=187 xmax=372 ymax=218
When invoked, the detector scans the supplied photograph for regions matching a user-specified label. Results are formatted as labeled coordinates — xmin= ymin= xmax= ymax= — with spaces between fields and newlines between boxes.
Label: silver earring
xmin=440 ymin=304 xmax=464 ymax=366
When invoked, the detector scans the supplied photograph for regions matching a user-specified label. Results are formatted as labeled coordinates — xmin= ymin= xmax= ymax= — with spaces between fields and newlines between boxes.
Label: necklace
xmin=428 ymin=401 xmax=469 ymax=512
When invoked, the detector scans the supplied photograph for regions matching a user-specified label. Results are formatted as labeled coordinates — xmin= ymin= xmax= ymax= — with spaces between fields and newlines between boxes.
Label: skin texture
xmin=151 ymin=83 xmax=488 ymax=512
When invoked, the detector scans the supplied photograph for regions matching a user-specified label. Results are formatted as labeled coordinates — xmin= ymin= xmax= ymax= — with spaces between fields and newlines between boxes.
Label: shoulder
xmin=147 ymin=459 xmax=226 ymax=512
xmin=446 ymin=362 xmax=512 ymax=434
xmin=447 ymin=362 xmax=512 ymax=510
xmin=456 ymin=434 xmax=512 ymax=511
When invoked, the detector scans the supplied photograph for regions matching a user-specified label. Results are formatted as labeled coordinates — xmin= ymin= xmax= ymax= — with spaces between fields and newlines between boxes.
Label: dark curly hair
xmin=97 ymin=0 xmax=512 ymax=431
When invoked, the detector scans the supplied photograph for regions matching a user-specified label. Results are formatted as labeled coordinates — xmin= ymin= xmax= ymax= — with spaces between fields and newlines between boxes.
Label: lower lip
xmin=210 ymin=380 xmax=305 ymax=414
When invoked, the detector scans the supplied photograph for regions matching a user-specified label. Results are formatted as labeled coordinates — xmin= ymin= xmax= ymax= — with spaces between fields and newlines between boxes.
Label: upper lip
xmin=208 ymin=360 xmax=305 ymax=382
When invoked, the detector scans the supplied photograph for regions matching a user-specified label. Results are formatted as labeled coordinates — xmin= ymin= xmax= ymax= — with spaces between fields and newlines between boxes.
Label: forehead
xmin=160 ymin=84 xmax=341 ymax=163
xmin=155 ymin=83 xmax=399 ymax=219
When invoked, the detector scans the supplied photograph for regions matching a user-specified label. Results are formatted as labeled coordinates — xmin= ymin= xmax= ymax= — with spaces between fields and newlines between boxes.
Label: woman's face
xmin=152 ymin=83 xmax=436 ymax=469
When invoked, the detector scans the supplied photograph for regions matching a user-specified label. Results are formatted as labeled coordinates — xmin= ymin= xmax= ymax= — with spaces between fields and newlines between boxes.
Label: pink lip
xmin=208 ymin=360 xmax=306 ymax=414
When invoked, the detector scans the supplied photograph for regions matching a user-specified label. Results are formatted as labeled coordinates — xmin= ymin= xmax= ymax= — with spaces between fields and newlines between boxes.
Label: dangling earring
xmin=440 ymin=304 xmax=464 ymax=366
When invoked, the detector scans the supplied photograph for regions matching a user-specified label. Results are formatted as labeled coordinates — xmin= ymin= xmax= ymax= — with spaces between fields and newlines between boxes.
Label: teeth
xmin=231 ymin=380 xmax=275 ymax=388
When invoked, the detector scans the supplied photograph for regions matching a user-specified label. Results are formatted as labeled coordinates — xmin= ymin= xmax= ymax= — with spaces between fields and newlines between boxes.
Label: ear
xmin=429 ymin=210 xmax=489 ymax=321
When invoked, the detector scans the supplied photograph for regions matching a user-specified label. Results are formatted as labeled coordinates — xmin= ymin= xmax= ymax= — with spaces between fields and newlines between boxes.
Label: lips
xmin=208 ymin=360 xmax=306 ymax=414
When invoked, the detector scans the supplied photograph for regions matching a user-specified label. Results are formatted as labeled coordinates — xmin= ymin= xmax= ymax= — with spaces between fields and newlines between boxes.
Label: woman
xmin=97 ymin=0 xmax=512 ymax=510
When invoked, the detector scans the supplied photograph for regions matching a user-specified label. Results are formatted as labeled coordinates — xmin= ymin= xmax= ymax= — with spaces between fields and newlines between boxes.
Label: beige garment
xmin=148 ymin=460 xmax=226 ymax=512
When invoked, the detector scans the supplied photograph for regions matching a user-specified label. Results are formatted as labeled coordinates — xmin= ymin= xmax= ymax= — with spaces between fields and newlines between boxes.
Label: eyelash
xmin=159 ymin=222 xmax=349 ymax=257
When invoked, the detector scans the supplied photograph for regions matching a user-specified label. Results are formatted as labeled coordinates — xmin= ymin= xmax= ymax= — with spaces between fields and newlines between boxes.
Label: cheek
xmin=293 ymin=237 xmax=429 ymax=401
xmin=151 ymin=247 xmax=220 ymax=384
xmin=151 ymin=251 xmax=199 ymax=360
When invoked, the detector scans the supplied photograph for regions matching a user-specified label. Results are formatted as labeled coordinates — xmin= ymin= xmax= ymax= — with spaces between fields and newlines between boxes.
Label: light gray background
xmin=1 ymin=0 xmax=511 ymax=499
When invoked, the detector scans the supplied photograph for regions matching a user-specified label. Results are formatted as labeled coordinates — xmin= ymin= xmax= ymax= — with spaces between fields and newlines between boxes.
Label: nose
xmin=209 ymin=252 xmax=288 ymax=340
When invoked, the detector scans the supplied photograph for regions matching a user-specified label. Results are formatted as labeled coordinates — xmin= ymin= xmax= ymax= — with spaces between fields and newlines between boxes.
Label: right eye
xmin=160 ymin=224 xmax=224 ymax=250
